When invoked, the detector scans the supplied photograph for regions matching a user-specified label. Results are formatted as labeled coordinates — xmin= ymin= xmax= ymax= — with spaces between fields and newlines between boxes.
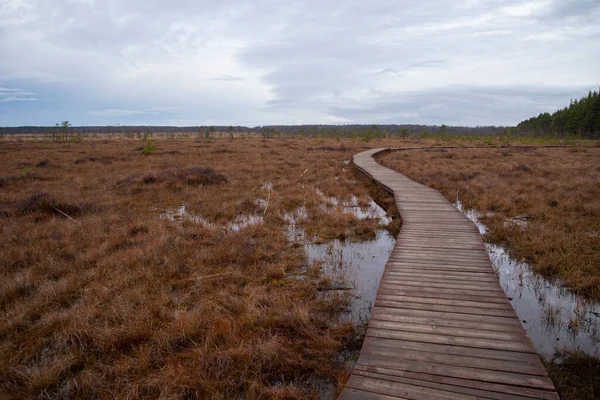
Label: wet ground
xmin=285 ymin=193 xmax=396 ymax=324
xmin=456 ymin=200 xmax=600 ymax=357
xmin=155 ymin=187 xmax=600 ymax=361
xmin=159 ymin=190 xmax=397 ymax=327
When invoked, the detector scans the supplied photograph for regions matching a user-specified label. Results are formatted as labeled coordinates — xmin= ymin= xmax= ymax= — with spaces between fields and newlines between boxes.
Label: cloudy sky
xmin=0 ymin=0 xmax=598 ymax=127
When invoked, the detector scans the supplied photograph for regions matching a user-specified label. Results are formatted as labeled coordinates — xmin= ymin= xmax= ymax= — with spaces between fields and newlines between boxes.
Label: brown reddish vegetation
xmin=543 ymin=351 xmax=600 ymax=400
xmin=0 ymin=137 xmax=400 ymax=399
xmin=378 ymin=146 xmax=600 ymax=299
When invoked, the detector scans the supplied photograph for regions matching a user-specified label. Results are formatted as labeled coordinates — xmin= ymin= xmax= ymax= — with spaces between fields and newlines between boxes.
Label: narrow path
xmin=339 ymin=148 xmax=558 ymax=400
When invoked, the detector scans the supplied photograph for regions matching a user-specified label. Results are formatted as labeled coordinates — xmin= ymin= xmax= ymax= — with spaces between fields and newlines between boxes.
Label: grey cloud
xmin=540 ymin=0 xmax=600 ymax=20
xmin=0 ymin=86 xmax=37 ymax=102
xmin=209 ymin=75 xmax=244 ymax=81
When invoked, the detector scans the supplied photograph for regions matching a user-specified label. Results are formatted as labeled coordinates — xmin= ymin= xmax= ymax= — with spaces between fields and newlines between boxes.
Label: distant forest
xmin=516 ymin=89 xmax=600 ymax=139
xmin=0 ymin=124 xmax=506 ymax=139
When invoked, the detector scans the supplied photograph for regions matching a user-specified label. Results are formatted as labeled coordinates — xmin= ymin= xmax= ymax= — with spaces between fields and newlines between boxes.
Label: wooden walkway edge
xmin=339 ymin=148 xmax=558 ymax=400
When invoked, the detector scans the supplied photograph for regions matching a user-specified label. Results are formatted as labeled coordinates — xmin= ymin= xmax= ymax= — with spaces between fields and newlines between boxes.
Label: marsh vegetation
xmin=0 ymin=137 xmax=400 ymax=399
xmin=2 ymin=134 xmax=598 ymax=399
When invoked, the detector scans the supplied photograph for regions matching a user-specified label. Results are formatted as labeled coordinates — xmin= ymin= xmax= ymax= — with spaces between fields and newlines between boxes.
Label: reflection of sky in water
xmin=307 ymin=231 xmax=395 ymax=323
xmin=286 ymin=195 xmax=395 ymax=324
xmin=456 ymin=200 xmax=600 ymax=357
xmin=158 ymin=203 xmax=264 ymax=232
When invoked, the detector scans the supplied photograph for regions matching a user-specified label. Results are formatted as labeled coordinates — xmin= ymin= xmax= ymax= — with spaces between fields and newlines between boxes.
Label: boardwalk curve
xmin=339 ymin=148 xmax=558 ymax=400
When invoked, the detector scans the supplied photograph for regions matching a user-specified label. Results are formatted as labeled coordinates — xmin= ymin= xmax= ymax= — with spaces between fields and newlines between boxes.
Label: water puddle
xmin=229 ymin=214 xmax=264 ymax=232
xmin=315 ymin=189 xmax=392 ymax=224
xmin=159 ymin=203 xmax=263 ymax=232
xmin=159 ymin=204 xmax=213 ymax=227
xmin=308 ymin=231 xmax=395 ymax=323
xmin=286 ymin=195 xmax=396 ymax=324
xmin=455 ymin=200 xmax=600 ymax=357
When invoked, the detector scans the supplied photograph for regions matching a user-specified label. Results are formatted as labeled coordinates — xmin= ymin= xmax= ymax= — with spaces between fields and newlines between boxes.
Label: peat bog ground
xmin=1 ymin=136 xmax=599 ymax=399
xmin=0 ymin=137 xmax=402 ymax=399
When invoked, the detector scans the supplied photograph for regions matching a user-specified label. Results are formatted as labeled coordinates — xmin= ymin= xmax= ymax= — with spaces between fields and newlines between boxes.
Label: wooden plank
xmin=396 ymin=242 xmax=486 ymax=250
xmin=387 ymin=254 xmax=490 ymax=263
xmin=356 ymin=354 xmax=555 ymax=390
xmin=360 ymin=337 xmax=539 ymax=364
xmin=375 ymin=294 xmax=513 ymax=311
xmin=381 ymin=275 xmax=502 ymax=287
xmin=366 ymin=328 xmax=535 ymax=353
xmin=384 ymin=264 xmax=493 ymax=274
xmin=346 ymin=375 xmax=477 ymax=400
xmin=383 ymin=267 xmax=497 ymax=278
xmin=372 ymin=307 xmax=523 ymax=327
xmin=389 ymin=252 xmax=492 ymax=262
xmin=352 ymin=369 xmax=547 ymax=400
xmin=380 ymin=277 xmax=503 ymax=291
xmin=359 ymin=344 xmax=543 ymax=376
xmin=367 ymin=320 xmax=528 ymax=342
xmin=369 ymin=311 xmax=523 ymax=334
xmin=375 ymin=299 xmax=516 ymax=318
xmin=383 ymin=271 xmax=501 ymax=283
xmin=376 ymin=286 xmax=511 ymax=304
xmin=352 ymin=366 xmax=559 ymax=400
xmin=376 ymin=285 xmax=508 ymax=301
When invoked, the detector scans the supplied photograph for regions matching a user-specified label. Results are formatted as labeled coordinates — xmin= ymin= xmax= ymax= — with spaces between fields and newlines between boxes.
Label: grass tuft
xmin=544 ymin=351 xmax=600 ymax=400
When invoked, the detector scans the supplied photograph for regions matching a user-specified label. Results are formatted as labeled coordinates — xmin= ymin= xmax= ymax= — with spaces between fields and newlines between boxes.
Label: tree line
xmin=0 ymin=123 xmax=506 ymax=138
xmin=516 ymin=89 xmax=600 ymax=139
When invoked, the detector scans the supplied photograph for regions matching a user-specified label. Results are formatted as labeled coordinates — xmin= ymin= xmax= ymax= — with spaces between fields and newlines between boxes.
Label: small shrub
xmin=142 ymin=173 xmax=157 ymax=184
xmin=133 ymin=168 xmax=227 ymax=187
xmin=74 ymin=156 xmax=112 ymax=165
xmin=176 ymin=167 xmax=228 ymax=186
xmin=16 ymin=192 xmax=93 ymax=217
xmin=141 ymin=140 xmax=156 ymax=154
xmin=515 ymin=163 xmax=533 ymax=172
xmin=36 ymin=159 xmax=50 ymax=167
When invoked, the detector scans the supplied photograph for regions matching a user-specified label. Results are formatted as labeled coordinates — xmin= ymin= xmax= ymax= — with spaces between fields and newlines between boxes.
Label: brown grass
xmin=378 ymin=146 xmax=600 ymax=300
xmin=0 ymin=137 xmax=403 ymax=399
xmin=543 ymin=351 xmax=600 ymax=400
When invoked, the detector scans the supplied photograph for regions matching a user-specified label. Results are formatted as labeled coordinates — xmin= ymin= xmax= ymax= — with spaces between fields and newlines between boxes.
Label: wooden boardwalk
xmin=339 ymin=149 xmax=558 ymax=400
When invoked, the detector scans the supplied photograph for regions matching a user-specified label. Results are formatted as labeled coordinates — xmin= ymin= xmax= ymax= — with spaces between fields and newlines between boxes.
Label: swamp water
xmin=455 ymin=200 xmax=600 ymax=357
xmin=158 ymin=192 xmax=396 ymax=327
xmin=285 ymin=195 xmax=396 ymax=325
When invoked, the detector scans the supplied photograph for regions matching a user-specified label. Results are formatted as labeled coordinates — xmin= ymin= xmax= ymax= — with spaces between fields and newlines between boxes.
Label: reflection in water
xmin=159 ymin=194 xmax=397 ymax=326
xmin=159 ymin=203 xmax=213 ymax=226
xmin=285 ymin=196 xmax=395 ymax=324
xmin=159 ymin=203 xmax=264 ymax=232
xmin=455 ymin=200 xmax=600 ymax=357
xmin=307 ymin=232 xmax=395 ymax=323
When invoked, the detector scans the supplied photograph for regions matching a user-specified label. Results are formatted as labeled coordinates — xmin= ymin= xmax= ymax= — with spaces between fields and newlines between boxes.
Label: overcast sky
xmin=1 ymin=0 xmax=598 ymax=127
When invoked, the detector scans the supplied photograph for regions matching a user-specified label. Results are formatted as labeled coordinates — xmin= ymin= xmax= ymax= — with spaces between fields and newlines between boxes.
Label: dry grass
xmin=543 ymin=351 xmax=600 ymax=400
xmin=0 ymin=137 xmax=400 ymax=399
xmin=379 ymin=146 xmax=600 ymax=300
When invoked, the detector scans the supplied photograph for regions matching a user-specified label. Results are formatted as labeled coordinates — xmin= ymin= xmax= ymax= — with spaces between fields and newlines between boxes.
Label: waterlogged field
xmin=2 ymin=136 xmax=599 ymax=399
xmin=0 ymin=137 xmax=403 ymax=399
